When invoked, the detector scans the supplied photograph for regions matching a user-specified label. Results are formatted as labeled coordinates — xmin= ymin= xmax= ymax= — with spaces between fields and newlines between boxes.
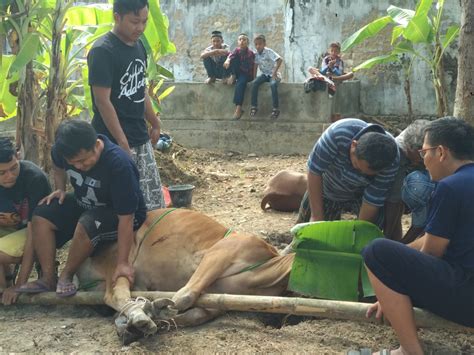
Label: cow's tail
xmin=260 ymin=194 xmax=271 ymax=210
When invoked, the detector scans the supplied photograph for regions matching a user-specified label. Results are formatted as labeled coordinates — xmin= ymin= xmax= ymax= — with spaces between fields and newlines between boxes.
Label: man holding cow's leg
xmin=18 ymin=120 xmax=147 ymax=297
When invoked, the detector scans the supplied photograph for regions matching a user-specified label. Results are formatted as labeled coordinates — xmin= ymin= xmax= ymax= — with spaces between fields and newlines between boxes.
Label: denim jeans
xmin=233 ymin=74 xmax=251 ymax=106
xmin=251 ymin=74 xmax=279 ymax=108
xmin=203 ymin=56 xmax=230 ymax=79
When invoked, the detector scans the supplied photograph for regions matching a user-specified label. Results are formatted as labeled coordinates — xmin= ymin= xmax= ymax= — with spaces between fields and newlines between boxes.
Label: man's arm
xmin=200 ymin=48 xmax=228 ymax=59
xmin=272 ymin=58 xmax=283 ymax=79
xmin=144 ymin=92 xmax=161 ymax=146
xmin=420 ymin=232 xmax=449 ymax=258
xmin=113 ymin=214 xmax=135 ymax=285
xmin=383 ymin=201 xmax=404 ymax=240
xmin=358 ymin=201 xmax=380 ymax=225
xmin=92 ymin=86 xmax=131 ymax=155
xmin=14 ymin=223 xmax=34 ymax=286
xmin=307 ymin=172 xmax=324 ymax=222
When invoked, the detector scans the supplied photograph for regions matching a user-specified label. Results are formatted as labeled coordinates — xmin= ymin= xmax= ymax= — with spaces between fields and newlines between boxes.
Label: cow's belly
xmin=133 ymin=247 xmax=207 ymax=291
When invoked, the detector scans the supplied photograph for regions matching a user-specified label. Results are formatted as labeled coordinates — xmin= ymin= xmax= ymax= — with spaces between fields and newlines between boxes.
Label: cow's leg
xmin=173 ymin=308 xmax=223 ymax=327
xmin=171 ymin=239 xmax=239 ymax=311
xmin=104 ymin=276 xmax=157 ymax=340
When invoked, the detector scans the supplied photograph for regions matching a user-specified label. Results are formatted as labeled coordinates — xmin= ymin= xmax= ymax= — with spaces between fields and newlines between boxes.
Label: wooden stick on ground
xmin=11 ymin=291 xmax=473 ymax=333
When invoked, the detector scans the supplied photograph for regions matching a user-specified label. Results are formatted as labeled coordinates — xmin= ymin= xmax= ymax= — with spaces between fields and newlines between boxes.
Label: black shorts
xmin=33 ymin=194 xmax=142 ymax=249
xmin=362 ymin=239 xmax=474 ymax=327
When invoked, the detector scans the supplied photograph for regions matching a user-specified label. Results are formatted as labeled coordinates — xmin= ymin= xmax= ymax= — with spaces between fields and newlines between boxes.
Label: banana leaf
xmin=288 ymin=220 xmax=384 ymax=301
xmin=0 ymin=54 xmax=18 ymax=120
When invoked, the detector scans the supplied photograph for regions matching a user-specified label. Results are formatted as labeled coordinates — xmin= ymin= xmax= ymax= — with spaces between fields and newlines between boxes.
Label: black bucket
xmin=168 ymin=184 xmax=195 ymax=208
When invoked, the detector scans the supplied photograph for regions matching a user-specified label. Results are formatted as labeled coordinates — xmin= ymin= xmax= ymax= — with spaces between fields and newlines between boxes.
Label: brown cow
xmin=261 ymin=170 xmax=307 ymax=212
xmin=75 ymin=208 xmax=295 ymax=343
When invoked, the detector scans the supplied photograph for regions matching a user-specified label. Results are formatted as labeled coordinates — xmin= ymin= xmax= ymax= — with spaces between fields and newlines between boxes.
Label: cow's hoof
xmin=152 ymin=298 xmax=179 ymax=320
xmin=128 ymin=308 xmax=158 ymax=336
xmin=172 ymin=287 xmax=200 ymax=311
xmin=115 ymin=315 xmax=145 ymax=345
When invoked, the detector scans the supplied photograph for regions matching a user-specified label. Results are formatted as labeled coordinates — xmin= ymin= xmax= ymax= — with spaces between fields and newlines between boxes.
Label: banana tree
xmin=2 ymin=0 xmax=175 ymax=168
xmin=342 ymin=0 xmax=459 ymax=118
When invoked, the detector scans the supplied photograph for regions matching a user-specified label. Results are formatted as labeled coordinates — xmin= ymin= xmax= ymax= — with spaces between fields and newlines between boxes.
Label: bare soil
xmin=0 ymin=146 xmax=472 ymax=354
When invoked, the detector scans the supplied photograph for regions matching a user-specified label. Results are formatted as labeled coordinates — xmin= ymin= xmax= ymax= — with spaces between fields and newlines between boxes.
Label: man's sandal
xmin=250 ymin=107 xmax=258 ymax=118
xmin=270 ymin=108 xmax=280 ymax=119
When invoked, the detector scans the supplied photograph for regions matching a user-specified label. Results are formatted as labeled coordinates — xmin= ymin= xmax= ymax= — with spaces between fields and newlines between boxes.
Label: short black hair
xmin=113 ymin=0 xmax=148 ymax=16
xmin=254 ymin=34 xmax=266 ymax=43
xmin=0 ymin=137 xmax=16 ymax=163
xmin=355 ymin=132 xmax=398 ymax=171
xmin=54 ymin=120 xmax=97 ymax=160
xmin=424 ymin=116 xmax=474 ymax=160
xmin=211 ymin=30 xmax=223 ymax=39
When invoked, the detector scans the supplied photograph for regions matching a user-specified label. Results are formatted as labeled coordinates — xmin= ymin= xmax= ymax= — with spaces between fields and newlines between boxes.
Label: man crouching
xmin=18 ymin=119 xmax=146 ymax=297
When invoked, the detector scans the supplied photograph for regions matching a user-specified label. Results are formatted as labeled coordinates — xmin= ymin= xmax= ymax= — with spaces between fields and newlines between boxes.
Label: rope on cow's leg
xmin=118 ymin=296 xmax=152 ymax=318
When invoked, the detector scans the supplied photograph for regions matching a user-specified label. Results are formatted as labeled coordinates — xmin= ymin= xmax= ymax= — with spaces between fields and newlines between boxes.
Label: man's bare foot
xmin=205 ymin=77 xmax=216 ymax=84
xmin=227 ymin=75 xmax=236 ymax=85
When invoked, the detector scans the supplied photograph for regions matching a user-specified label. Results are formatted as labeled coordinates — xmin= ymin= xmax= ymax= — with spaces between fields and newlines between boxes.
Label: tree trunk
xmin=453 ymin=0 xmax=474 ymax=122
xmin=43 ymin=1 xmax=67 ymax=174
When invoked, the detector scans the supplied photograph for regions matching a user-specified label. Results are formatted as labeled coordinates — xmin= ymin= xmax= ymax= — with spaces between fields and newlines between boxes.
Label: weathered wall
xmin=160 ymin=81 xmax=360 ymax=154
xmin=159 ymin=0 xmax=460 ymax=117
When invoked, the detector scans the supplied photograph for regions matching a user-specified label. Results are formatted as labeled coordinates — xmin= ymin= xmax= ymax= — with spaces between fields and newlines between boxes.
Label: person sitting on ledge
xmin=200 ymin=30 xmax=231 ymax=84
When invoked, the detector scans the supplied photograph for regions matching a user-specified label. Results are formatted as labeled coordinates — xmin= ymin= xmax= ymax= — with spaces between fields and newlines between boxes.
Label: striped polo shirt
xmin=307 ymin=118 xmax=399 ymax=207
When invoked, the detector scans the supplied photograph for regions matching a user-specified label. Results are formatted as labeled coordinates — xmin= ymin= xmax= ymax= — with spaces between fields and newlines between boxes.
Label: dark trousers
xmin=363 ymin=238 xmax=474 ymax=327
xmin=234 ymin=74 xmax=252 ymax=106
xmin=203 ymin=56 xmax=230 ymax=79
xmin=251 ymin=74 xmax=280 ymax=108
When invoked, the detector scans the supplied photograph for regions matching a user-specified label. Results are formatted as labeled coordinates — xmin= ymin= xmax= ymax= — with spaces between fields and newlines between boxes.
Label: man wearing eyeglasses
xmin=363 ymin=117 xmax=474 ymax=354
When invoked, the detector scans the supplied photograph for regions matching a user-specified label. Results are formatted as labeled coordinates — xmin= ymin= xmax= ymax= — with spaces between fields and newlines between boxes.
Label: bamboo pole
xmin=12 ymin=292 xmax=473 ymax=333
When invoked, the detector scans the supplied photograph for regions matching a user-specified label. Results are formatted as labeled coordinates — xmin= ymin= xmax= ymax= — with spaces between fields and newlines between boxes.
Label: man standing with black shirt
xmin=87 ymin=0 xmax=164 ymax=210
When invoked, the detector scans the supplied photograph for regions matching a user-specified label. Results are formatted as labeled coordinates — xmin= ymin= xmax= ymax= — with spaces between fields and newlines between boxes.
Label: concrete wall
xmin=159 ymin=0 xmax=460 ymax=117
xmin=160 ymin=81 xmax=359 ymax=154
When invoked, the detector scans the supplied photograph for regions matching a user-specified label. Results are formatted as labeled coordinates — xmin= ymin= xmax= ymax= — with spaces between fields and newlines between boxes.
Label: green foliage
xmin=288 ymin=220 xmax=384 ymax=301
xmin=341 ymin=0 xmax=459 ymax=117
xmin=0 ymin=54 xmax=18 ymax=120
xmin=0 ymin=0 xmax=175 ymax=119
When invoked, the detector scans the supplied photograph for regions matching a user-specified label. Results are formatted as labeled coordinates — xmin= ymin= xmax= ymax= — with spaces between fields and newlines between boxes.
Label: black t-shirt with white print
xmin=51 ymin=135 xmax=147 ymax=226
xmin=88 ymin=31 xmax=149 ymax=148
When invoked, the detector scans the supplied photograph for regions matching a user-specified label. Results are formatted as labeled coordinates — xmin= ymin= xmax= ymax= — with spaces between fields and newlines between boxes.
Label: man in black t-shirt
xmin=0 ymin=138 xmax=51 ymax=304
xmin=88 ymin=0 xmax=164 ymax=211
xmin=18 ymin=120 xmax=147 ymax=297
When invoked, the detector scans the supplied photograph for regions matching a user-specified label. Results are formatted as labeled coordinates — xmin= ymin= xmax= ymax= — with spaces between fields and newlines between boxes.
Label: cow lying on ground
xmin=75 ymin=208 xmax=295 ymax=343
xmin=261 ymin=170 xmax=307 ymax=212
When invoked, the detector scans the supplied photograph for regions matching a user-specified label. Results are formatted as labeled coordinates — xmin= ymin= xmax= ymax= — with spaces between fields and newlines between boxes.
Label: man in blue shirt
xmin=18 ymin=120 xmax=147 ymax=297
xmin=363 ymin=117 xmax=474 ymax=354
xmin=297 ymin=118 xmax=399 ymax=228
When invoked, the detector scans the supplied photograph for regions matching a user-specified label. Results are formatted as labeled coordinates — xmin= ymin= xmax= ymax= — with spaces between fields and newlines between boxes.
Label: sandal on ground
xmin=56 ymin=279 xmax=77 ymax=298
xmin=250 ymin=107 xmax=258 ymax=118
xmin=232 ymin=110 xmax=244 ymax=120
xmin=270 ymin=108 xmax=280 ymax=119
xmin=17 ymin=279 xmax=54 ymax=294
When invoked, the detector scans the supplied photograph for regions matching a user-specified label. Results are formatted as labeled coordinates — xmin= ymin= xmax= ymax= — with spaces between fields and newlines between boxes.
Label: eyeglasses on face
xmin=418 ymin=146 xmax=439 ymax=159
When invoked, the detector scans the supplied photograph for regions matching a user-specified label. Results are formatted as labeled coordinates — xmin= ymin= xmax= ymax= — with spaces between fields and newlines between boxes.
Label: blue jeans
xmin=251 ymin=74 xmax=279 ymax=108
xmin=233 ymin=74 xmax=251 ymax=106
xmin=203 ymin=56 xmax=231 ymax=79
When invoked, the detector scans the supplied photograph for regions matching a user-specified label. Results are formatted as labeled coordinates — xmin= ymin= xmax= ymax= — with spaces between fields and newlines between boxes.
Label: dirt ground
xmin=0 ymin=146 xmax=472 ymax=354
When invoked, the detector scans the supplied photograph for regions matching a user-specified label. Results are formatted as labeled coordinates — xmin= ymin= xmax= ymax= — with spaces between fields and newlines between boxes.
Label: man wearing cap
xmin=363 ymin=116 xmax=474 ymax=354
xmin=200 ymin=31 xmax=231 ymax=84
xmin=296 ymin=118 xmax=399 ymax=228
xmin=383 ymin=120 xmax=435 ymax=241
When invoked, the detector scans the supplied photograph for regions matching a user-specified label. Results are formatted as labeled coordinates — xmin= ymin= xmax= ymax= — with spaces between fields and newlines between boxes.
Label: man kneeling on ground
xmin=363 ymin=117 xmax=474 ymax=354
xmin=18 ymin=120 xmax=147 ymax=297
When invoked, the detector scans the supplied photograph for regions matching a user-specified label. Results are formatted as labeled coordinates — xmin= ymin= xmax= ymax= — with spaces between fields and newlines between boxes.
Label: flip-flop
xmin=56 ymin=280 xmax=77 ymax=298
xmin=17 ymin=279 xmax=54 ymax=294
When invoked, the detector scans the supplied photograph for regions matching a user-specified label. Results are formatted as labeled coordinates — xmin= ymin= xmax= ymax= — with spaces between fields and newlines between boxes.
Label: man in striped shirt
xmin=297 ymin=118 xmax=399 ymax=228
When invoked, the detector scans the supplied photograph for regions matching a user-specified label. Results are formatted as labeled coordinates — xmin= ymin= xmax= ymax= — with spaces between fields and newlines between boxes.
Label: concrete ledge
xmin=160 ymin=81 xmax=360 ymax=154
